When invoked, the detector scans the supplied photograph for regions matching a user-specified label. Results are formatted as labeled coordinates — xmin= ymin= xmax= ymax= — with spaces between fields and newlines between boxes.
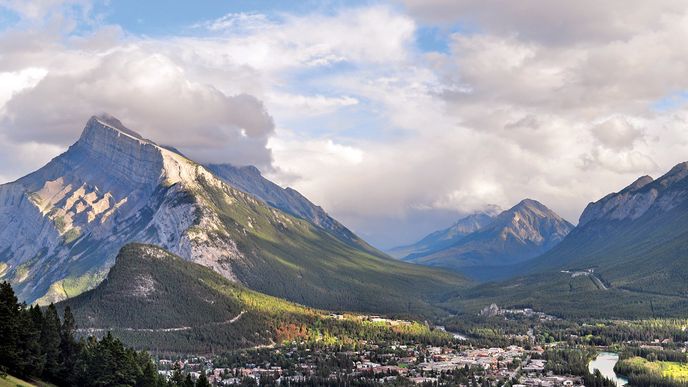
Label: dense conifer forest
xmin=1 ymin=281 xmax=209 ymax=387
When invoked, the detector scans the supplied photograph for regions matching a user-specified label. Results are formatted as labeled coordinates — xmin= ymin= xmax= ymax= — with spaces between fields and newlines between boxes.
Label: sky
xmin=1 ymin=1 xmax=688 ymax=249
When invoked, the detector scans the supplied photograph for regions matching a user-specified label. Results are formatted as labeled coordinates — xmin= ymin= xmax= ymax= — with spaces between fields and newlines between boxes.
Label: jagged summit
xmin=483 ymin=199 xmax=572 ymax=246
xmin=77 ymin=114 xmax=153 ymax=158
xmin=662 ymin=161 xmax=688 ymax=184
xmin=621 ymin=175 xmax=654 ymax=193
xmin=512 ymin=199 xmax=558 ymax=216
xmin=78 ymin=114 xmax=156 ymax=155
xmin=504 ymin=199 xmax=570 ymax=233
xmin=517 ymin=198 xmax=541 ymax=207
xmin=70 ymin=116 xmax=166 ymax=189
xmin=579 ymin=161 xmax=688 ymax=226
xmin=90 ymin=114 xmax=145 ymax=139
xmin=400 ymin=199 xmax=573 ymax=280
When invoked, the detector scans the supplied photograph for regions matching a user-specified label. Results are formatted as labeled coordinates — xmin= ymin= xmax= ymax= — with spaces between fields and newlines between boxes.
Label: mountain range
xmin=391 ymin=199 xmax=574 ymax=281
xmin=387 ymin=205 xmax=500 ymax=259
xmin=4 ymin=113 xmax=688 ymax=324
xmin=0 ymin=115 xmax=467 ymax=313
xmin=446 ymin=162 xmax=688 ymax=318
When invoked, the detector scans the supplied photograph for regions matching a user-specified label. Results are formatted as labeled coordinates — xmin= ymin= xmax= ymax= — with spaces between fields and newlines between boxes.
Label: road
xmin=77 ymin=310 xmax=246 ymax=333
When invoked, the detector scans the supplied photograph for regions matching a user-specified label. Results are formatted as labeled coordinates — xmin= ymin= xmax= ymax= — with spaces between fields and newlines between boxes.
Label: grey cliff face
xmin=579 ymin=162 xmax=688 ymax=226
xmin=0 ymin=116 xmax=240 ymax=303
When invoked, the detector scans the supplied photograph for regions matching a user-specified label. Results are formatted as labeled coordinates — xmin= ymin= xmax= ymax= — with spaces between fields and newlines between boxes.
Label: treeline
xmin=620 ymin=347 xmax=687 ymax=363
xmin=624 ymin=373 xmax=688 ymax=387
xmin=563 ymin=320 xmax=688 ymax=346
xmin=0 ymin=281 xmax=208 ymax=387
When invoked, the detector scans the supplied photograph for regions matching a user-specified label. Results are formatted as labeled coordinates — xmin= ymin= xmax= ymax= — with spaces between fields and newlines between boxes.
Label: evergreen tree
xmin=170 ymin=363 xmax=185 ymax=386
xmin=28 ymin=305 xmax=47 ymax=375
xmin=182 ymin=373 xmax=194 ymax=387
xmin=0 ymin=282 xmax=20 ymax=375
xmin=40 ymin=303 xmax=62 ymax=380
xmin=15 ymin=306 xmax=43 ymax=377
xmin=0 ymin=283 xmax=161 ymax=387
xmin=195 ymin=372 xmax=210 ymax=387
xmin=137 ymin=360 xmax=159 ymax=387
xmin=58 ymin=306 xmax=79 ymax=385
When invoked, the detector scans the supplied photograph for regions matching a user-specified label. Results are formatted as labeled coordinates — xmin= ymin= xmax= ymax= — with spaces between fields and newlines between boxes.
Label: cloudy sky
xmin=1 ymin=0 xmax=688 ymax=248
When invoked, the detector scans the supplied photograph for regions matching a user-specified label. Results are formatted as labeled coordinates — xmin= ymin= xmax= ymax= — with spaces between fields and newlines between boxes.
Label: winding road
xmin=77 ymin=310 xmax=246 ymax=333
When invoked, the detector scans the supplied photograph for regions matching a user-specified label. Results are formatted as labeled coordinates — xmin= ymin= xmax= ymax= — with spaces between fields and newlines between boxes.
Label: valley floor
xmin=147 ymin=310 xmax=688 ymax=386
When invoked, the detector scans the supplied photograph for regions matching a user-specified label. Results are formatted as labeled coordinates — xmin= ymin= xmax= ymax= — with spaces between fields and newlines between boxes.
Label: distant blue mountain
xmin=393 ymin=200 xmax=573 ymax=281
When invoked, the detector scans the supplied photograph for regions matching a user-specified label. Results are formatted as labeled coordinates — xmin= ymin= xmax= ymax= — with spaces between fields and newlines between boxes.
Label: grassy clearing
xmin=0 ymin=375 xmax=36 ymax=387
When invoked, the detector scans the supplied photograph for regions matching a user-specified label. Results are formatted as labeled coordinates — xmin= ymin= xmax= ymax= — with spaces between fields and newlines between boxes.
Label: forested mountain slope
xmin=206 ymin=163 xmax=375 ymax=252
xmin=59 ymin=244 xmax=452 ymax=353
xmin=526 ymin=162 xmax=688 ymax=296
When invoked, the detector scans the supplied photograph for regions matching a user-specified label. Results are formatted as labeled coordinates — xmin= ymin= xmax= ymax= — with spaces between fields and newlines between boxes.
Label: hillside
xmin=58 ymin=244 xmax=452 ymax=353
xmin=402 ymin=199 xmax=573 ymax=281
xmin=0 ymin=114 xmax=467 ymax=314
xmin=206 ymin=163 xmax=374 ymax=251
xmin=442 ymin=270 xmax=688 ymax=319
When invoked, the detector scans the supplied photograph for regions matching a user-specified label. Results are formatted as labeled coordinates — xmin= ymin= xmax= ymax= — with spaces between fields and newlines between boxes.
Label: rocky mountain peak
xmin=514 ymin=198 xmax=546 ymax=211
xmin=399 ymin=199 xmax=573 ymax=279
xmin=621 ymin=175 xmax=654 ymax=193
xmin=493 ymin=199 xmax=573 ymax=244
xmin=70 ymin=116 xmax=166 ymax=189
xmin=661 ymin=161 xmax=688 ymax=185
xmin=579 ymin=161 xmax=688 ymax=227
xmin=93 ymin=114 xmax=144 ymax=138
xmin=507 ymin=198 xmax=564 ymax=222
xmin=78 ymin=115 xmax=152 ymax=149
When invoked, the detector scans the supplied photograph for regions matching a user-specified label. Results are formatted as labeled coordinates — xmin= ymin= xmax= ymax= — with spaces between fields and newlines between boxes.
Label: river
xmin=434 ymin=326 xmax=468 ymax=340
xmin=588 ymin=352 xmax=629 ymax=387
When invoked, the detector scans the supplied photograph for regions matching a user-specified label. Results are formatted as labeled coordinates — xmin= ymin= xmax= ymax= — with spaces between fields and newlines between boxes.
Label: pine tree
xmin=195 ymin=371 xmax=210 ymax=387
xmin=15 ymin=306 xmax=42 ymax=377
xmin=58 ymin=306 xmax=79 ymax=385
xmin=0 ymin=281 xmax=20 ymax=375
xmin=28 ymin=305 xmax=47 ymax=375
xmin=137 ymin=358 xmax=160 ymax=387
xmin=170 ymin=363 xmax=185 ymax=386
xmin=0 ymin=282 xmax=163 ymax=386
xmin=182 ymin=373 xmax=194 ymax=387
xmin=40 ymin=303 xmax=62 ymax=380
